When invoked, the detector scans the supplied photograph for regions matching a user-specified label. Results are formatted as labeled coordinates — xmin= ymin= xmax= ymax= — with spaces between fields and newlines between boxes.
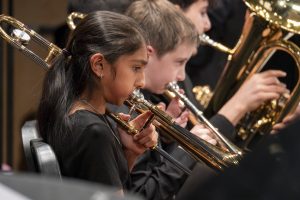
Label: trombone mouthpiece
xmin=130 ymin=89 xmax=144 ymax=101
xmin=166 ymin=81 xmax=179 ymax=91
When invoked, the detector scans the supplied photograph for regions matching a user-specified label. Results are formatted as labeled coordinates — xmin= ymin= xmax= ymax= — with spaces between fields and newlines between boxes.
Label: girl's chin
xmin=108 ymin=98 xmax=127 ymax=106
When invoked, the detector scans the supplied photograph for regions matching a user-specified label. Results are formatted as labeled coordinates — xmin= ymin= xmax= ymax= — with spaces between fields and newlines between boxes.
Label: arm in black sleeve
xmin=209 ymin=114 xmax=235 ymax=140
xmin=130 ymin=148 xmax=191 ymax=200
xmin=179 ymin=76 xmax=235 ymax=139
xmin=130 ymin=139 xmax=214 ymax=200
xmin=76 ymin=123 xmax=125 ymax=189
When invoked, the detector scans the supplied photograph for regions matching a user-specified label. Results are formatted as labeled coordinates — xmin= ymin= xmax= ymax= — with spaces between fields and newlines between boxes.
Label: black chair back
xmin=30 ymin=138 xmax=62 ymax=179
xmin=21 ymin=120 xmax=62 ymax=179
xmin=21 ymin=120 xmax=40 ymax=171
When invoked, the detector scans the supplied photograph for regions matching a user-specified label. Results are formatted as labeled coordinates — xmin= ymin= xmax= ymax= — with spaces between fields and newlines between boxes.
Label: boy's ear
xmin=90 ymin=53 xmax=104 ymax=78
xmin=147 ymin=45 xmax=155 ymax=55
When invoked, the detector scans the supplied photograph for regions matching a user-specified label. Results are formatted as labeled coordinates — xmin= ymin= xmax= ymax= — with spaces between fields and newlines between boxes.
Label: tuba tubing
xmin=203 ymin=0 xmax=300 ymax=148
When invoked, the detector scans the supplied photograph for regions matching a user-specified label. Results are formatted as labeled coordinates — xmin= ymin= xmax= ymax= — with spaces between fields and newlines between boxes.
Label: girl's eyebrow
xmin=130 ymin=59 xmax=148 ymax=65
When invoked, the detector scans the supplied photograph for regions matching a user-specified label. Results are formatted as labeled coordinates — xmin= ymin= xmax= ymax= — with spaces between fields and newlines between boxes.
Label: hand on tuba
xmin=271 ymin=102 xmax=300 ymax=134
xmin=218 ymin=69 xmax=289 ymax=126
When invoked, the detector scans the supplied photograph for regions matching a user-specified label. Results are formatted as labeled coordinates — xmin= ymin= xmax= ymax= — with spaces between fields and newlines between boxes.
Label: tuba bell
xmin=202 ymin=0 xmax=300 ymax=148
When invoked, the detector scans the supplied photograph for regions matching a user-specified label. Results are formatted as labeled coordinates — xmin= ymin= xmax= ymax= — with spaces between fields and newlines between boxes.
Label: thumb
xmin=118 ymin=113 xmax=131 ymax=122
xmin=157 ymin=102 xmax=166 ymax=111
xmin=130 ymin=110 xmax=153 ymax=130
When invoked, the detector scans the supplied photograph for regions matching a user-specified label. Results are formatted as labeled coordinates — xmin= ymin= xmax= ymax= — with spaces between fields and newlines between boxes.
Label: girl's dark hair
xmin=37 ymin=11 xmax=147 ymax=154
xmin=68 ymin=0 xmax=133 ymax=14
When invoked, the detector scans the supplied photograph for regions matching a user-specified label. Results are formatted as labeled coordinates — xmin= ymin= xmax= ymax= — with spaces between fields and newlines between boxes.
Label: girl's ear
xmin=90 ymin=53 xmax=104 ymax=78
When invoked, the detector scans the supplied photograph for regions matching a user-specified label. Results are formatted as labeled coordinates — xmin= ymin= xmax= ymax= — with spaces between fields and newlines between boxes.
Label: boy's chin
xmin=150 ymin=87 xmax=165 ymax=95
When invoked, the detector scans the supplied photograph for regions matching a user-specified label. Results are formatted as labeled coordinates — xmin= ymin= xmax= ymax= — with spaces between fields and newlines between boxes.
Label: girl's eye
xmin=177 ymin=60 xmax=185 ymax=66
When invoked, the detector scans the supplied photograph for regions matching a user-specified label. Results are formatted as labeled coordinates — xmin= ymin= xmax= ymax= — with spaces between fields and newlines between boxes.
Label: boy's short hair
xmin=126 ymin=0 xmax=198 ymax=57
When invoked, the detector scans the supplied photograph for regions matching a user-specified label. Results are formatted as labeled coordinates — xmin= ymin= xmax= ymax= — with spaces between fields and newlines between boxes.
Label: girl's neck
xmin=70 ymin=89 xmax=106 ymax=115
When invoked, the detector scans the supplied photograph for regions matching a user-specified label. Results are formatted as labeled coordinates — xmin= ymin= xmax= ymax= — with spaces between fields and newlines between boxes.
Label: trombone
xmin=166 ymin=82 xmax=243 ymax=156
xmin=126 ymin=90 xmax=240 ymax=170
xmin=64 ymin=12 xmax=241 ymax=169
xmin=0 ymin=14 xmax=238 ymax=172
xmin=106 ymin=108 xmax=193 ymax=175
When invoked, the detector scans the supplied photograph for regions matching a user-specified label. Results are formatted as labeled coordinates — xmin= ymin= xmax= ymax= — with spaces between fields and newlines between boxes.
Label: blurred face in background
xmin=181 ymin=0 xmax=211 ymax=34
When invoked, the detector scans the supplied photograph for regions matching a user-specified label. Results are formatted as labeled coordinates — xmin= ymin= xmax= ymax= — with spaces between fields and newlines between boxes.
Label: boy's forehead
xmin=163 ymin=41 xmax=197 ymax=56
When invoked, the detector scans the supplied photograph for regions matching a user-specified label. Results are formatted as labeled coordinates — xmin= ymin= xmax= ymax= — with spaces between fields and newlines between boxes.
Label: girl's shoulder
xmin=70 ymin=109 xmax=105 ymax=127
xmin=69 ymin=110 xmax=117 ymax=143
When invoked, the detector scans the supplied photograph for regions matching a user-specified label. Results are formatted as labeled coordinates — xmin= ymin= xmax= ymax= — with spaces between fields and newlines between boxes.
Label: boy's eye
xmin=200 ymin=10 xmax=207 ymax=17
xmin=133 ymin=66 xmax=143 ymax=72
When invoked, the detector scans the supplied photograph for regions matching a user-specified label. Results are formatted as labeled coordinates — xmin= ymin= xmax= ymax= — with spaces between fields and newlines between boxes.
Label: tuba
xmin=0 ymin=14 xmax=241 ymax=172
xmin=202 ymin=0 xmax=300 ymax=148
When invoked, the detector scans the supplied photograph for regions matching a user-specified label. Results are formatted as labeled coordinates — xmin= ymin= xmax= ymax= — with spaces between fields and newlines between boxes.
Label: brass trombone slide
xmin=127 ymin=90 xmax=240 ymax=171
xmin=0 ymin=14 xmax=61 ymax=70
xmin=166 ymin=82 xmax=243 ymax=156
xmin=106 ymin=109 xmax=192 ymax=175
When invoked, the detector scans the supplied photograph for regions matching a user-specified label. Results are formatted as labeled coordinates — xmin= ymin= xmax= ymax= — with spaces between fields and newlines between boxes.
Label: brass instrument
xmin=203 ymin=0 xmax=300 ymax=148
xmin=66 ymin=12 xmax=86 ymax=30
xmin=65 ymin=12 xmax=241 ymax=169
xmin=0 ymin=14 xmax=61 ymax=70
xmin=0 ymin=14 xmax=238 ymax=172
xmin=106 ymin=109 xmax=193 ymax=175
xmin=127 ymin=90 xmax=240 ymax=171
xmin=191 ymin=34 xmax=234 ymax=109
xmin=199 ymin=33 xmax=234 ymax=54
xmin=166 ymin=82 xmax=243 ymax=156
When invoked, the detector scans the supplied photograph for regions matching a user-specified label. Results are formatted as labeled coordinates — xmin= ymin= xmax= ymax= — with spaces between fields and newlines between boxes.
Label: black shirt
xmin=58 ymin=110 xmax=130 ymax=190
